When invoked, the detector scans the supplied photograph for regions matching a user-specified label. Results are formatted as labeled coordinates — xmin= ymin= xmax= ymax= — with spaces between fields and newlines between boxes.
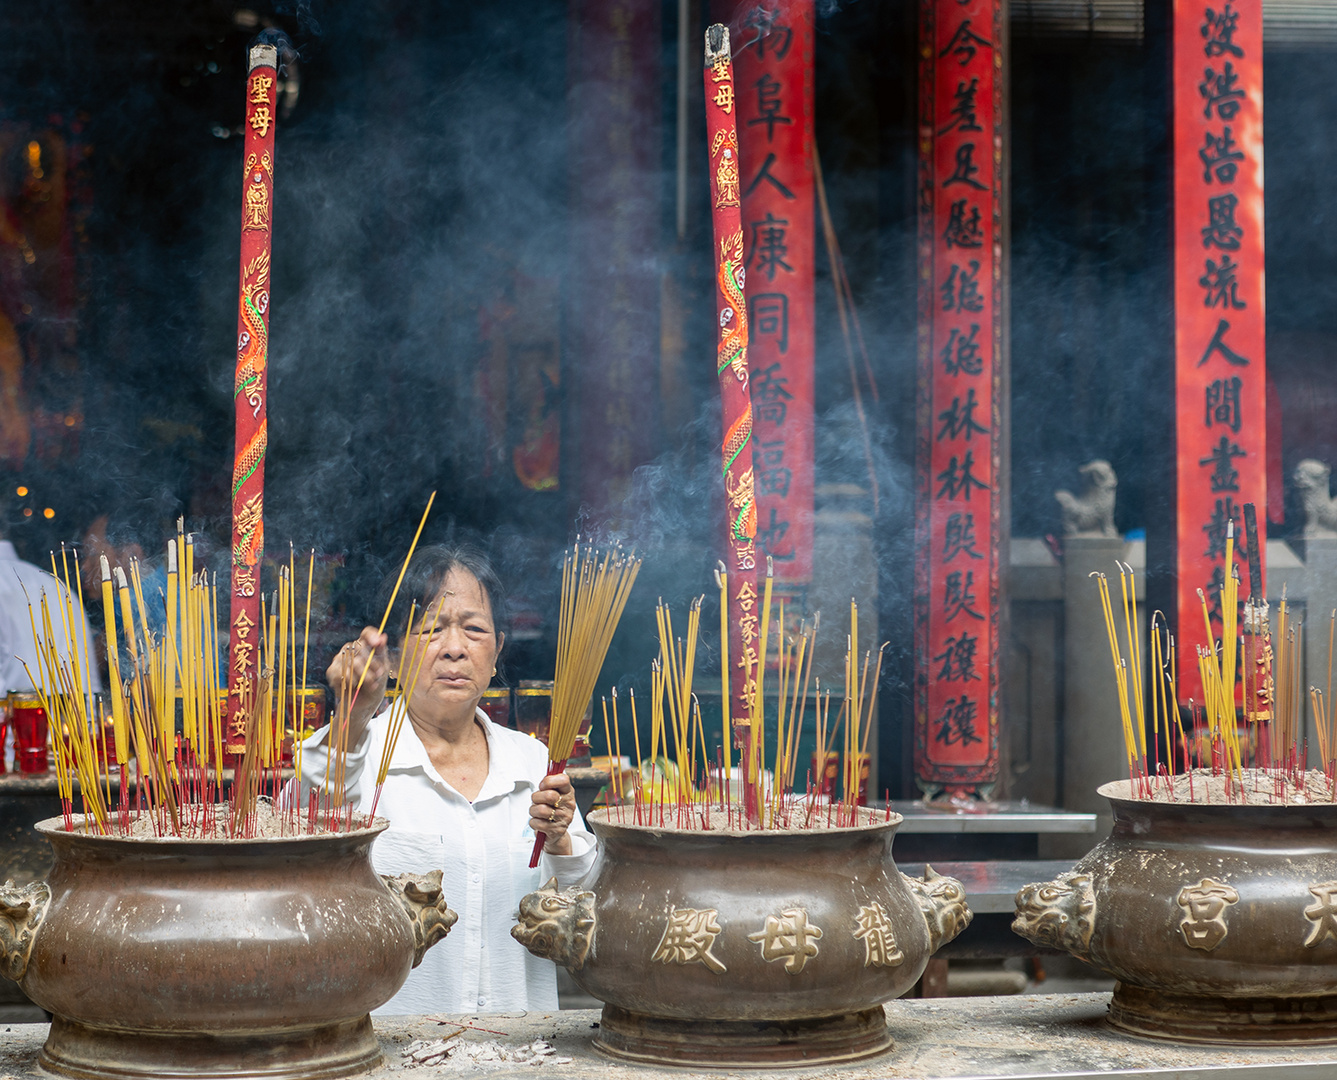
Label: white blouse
xmin=296 ymin=704 xmax=597 ymax=1015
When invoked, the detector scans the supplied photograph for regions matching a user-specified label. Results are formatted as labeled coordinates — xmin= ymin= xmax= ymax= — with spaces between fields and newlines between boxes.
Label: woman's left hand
xmin=530 ymin=773 xmax=576 ymax=855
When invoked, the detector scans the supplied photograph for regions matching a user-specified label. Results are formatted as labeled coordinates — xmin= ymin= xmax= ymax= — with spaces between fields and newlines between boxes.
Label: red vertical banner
xmin=227 ymin=44 xmax=279 ymax=752
xmin=914 ymin=0 xmax=1003 ymax=795
xmin=704 ymin=26 xmax=760 ymax=732
xmin=569 ymin=0 xmax=661 ymax=519
xmin=1173 ymin=0 xmax=1265 ymax=700
xmin=722 ymin=1 xmax=815 ymax=583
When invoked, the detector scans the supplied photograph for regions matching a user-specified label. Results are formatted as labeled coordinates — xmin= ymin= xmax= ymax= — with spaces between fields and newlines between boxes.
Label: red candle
xmin=227 ymin=42 xmax=279 ymax=754
xmin=11 ymin=692 xmax=49 ymax=774
xmin=703 ymin=25 xmax=760 ymax=807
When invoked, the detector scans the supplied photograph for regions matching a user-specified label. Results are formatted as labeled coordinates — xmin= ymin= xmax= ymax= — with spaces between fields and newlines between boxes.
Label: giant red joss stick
xmin=226 ymin=42 xmax=279 ymax=753
xmin=704 ymin=25 xmax=760 ymax=809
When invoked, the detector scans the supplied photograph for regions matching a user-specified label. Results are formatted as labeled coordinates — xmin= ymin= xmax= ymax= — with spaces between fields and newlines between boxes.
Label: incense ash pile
xmin=1112 ymin=767 xmax=1337 ymax=806
xmin=58 ymin=799 xmax=378 ymax=840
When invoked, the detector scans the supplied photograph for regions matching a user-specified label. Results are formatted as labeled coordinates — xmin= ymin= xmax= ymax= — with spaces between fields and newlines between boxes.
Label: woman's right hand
xmin=325 ymin=626 xmax=390 ymax=745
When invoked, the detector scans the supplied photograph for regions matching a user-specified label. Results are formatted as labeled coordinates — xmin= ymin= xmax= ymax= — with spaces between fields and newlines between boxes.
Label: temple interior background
xmin=2 ymin=0 xmax=1336 ymax=800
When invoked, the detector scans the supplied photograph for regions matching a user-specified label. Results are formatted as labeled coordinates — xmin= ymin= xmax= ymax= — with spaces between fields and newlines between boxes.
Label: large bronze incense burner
xmin=512 ymin=807 xmax=971 ymax=1068
xmin=0 ymin=814 xmax=455 ymax=1080
xmin=1013 ymin=777 xmax=1337 ymax=1044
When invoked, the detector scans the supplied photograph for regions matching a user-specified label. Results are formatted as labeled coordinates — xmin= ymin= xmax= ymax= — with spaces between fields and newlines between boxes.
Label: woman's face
xmin=401 ymin=567 xmax=503 ymax=721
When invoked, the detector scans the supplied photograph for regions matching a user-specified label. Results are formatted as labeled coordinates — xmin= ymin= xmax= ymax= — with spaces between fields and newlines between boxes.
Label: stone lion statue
xmin=1295 ymin=459 xmax=1337 ymax=539
xmin=1055 ymin=459 xmax=1118 ymax=538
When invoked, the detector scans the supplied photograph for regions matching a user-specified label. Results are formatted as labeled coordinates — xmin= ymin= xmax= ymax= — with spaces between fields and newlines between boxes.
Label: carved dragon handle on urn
xmin=381 ymin=870 xmax=459 ymax=968
xmin=510 ymin=877 xmax=597 ymax=971
xmin=902 ymin=865 xmax=973 ymax=953
xmin=0 ymin=878 xmax=51 ymax=983
xmin=1011 ymin=870 xmax=1097 ymax=960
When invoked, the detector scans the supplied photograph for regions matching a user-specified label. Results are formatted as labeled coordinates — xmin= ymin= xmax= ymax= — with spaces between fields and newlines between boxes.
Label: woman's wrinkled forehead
xmin=428 ymin=567 xmax=494 ymax=623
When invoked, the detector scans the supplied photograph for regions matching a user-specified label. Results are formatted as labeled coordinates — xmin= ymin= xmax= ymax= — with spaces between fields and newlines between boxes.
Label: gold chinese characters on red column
xmin=227 ymin=45 xmax=279 ymax=752
xmin=914 ymin=0 xmax=1002 ymax=795
xmin=1173 ymin=0 xmax=1264 ymax=700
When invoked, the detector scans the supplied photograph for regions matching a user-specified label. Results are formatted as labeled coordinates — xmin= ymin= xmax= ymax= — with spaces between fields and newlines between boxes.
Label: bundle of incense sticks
xmin=1095 ymin=515 xmax=1337 ymax=803
xmin=25 ymin=525 xmax=315 ymax=836
xmin=529 ymin=541 xmax=641 ymax=865
xmin=31 ymin=497 xmax=435 ymax=838
xmin=596 ymin=591 xmax=887 ymax=831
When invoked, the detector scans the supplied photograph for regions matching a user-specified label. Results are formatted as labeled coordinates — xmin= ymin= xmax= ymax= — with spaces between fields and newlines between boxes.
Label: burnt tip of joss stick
xmin=705 ymin=24 xmax=729 ymax=63
xmin=250 ymin=28 xmax=297 ymax=75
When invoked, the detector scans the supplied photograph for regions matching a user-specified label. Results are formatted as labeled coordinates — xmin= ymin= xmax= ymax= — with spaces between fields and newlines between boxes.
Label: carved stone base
xmin=593 ymin=1004 xmax=893 ymax=1068
xmin=39 ymin=1014 xmax=384 ymax=1080
xmin=1110 ymin=983 xmax=1337 ymax=1045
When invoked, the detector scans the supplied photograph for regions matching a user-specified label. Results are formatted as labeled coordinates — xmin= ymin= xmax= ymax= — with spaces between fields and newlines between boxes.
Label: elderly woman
xmin=297 ymin=545 xmax=596 ymax=1015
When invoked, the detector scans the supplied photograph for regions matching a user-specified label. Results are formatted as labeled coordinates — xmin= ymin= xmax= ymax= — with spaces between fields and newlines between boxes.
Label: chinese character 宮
xmin=1177 ymin=878 xmax=1239 ymax=951
xmin=653 ymin=906 xmax=727 ymax=974
xmin=748 ymin=908 xmax=823 ymax=974
xmin=853 ymin=904 xmax=905 ymax=968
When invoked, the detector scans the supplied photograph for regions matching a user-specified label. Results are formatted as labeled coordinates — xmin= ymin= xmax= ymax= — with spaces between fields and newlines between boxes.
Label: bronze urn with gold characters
xmin=1013 ymin=777 xmax=1337 ymax=1044
xmin=0 ymin=814 xmax=456 ymax=1080
xmin=511 ymin=806 xmax=971 ymax=1068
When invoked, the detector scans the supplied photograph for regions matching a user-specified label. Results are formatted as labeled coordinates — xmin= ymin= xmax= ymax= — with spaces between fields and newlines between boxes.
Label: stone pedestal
xmin=1302 ymin=538 xmax=1337 ymax=757
xmin=1060 ymin=537 xmax=1140 ymax=854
